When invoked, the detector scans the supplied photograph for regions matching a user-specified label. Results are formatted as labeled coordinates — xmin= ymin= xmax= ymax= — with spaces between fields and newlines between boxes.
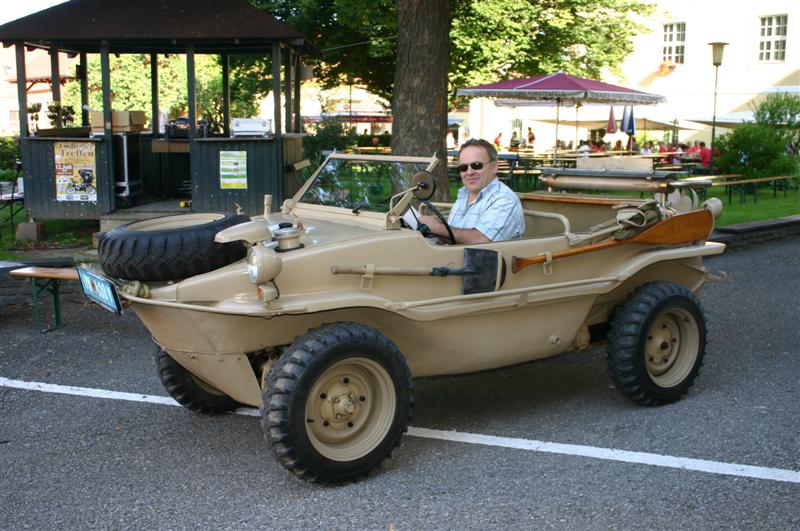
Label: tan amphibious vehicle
xmin=81 ymin=152 xmax=725 ymax=483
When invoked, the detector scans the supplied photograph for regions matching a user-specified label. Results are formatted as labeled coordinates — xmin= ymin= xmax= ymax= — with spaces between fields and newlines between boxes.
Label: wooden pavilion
xmin=0 ymin=0 xmax=312 ymax=219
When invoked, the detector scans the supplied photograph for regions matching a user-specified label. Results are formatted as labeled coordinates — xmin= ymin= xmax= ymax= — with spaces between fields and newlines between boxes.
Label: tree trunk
xmin=392 ymin=0 xmax=452 ymax=201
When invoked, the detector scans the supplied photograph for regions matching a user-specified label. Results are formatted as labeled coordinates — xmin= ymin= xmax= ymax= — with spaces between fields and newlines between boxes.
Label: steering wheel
xmin=419 ymin=199 xmax=456 ymax=244
xmin=408 ymin=170 xmax=456 ymax=244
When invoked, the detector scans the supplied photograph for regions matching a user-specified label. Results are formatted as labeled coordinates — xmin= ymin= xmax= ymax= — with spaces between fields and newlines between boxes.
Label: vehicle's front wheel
xmin=262 ymin=322 xmax=413 ymax=483
xmin=156 ymin=348 xmax=240 ymax=414
xmin=606 ymin=282 xmax=707 ymax=406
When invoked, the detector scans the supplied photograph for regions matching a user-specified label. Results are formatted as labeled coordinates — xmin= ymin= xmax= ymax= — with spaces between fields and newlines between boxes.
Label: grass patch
xmin=706 ymin=185 xmax=799 ymax=226
xmin=0 ymin=204 xmax=98 ymax=259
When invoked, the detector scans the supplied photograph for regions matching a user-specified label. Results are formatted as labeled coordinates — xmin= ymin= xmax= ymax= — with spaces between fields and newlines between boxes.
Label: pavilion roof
xmin=0 ymin=0 xmax=310 ymax=54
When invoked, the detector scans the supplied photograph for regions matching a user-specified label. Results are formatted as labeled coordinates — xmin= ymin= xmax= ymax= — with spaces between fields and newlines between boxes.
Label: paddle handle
xmin=512 ymin=240 xmax=618 ymax=273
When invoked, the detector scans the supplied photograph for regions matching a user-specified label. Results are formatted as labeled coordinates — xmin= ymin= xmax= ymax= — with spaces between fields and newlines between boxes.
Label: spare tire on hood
xmin=98 ymin=212 xmax=249 ymax=282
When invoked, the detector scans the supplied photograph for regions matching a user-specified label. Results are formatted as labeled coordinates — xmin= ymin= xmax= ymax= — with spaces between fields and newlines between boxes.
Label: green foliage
xmin=355 ymin=132 xmax=391 ymax=147
xmin=253 ymin=0 xmax=396 ymax=101
xmin=449 ymin=0 xmax=651 ymax=103
xmin=302 ymin=120 xmax=357 ymax=158
xmin=255 ymin=0 xmax=653 ymax=106
xmin=752 ymin=92 xmax=800 ymax=129
xmin=62 ymin=54 xmax=272 ymax=131
xmin=0 ymin=137 xmax=20 ymax=174
xmin=715 ymin=124 xmax=799 ymax=179
xmin=751 ymin=92 xmax=800 ymax=150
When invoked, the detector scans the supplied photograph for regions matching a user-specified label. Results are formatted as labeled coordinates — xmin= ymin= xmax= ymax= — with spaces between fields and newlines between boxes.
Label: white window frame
xmin=662 ymin=22 xmax=686 ymax=65
xmin=759 ymin=14 xmax=788 ymax=62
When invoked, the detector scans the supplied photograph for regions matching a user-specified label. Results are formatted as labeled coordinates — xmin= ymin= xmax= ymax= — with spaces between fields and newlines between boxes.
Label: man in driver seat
xmin=420 ymin=138 xmax=524 ymax=243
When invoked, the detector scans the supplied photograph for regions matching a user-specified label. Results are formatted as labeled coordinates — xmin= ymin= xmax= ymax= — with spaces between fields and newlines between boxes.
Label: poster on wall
xmin=54 ymin=141 xmax=97 ymax=202
xmin=220 ymin=151 xmax=248 ymax=189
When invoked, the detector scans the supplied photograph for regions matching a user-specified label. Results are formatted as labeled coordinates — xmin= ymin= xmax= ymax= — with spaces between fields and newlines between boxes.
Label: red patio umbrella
xmin=457 ymin=72 xmax=664 ymax=157
xmin=606 ymin=106 xmax=618 ymax=134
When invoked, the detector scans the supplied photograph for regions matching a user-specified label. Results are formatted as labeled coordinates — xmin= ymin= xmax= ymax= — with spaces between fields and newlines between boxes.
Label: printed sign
xmin=54 ymin=141 xmax=97 ymax=202
xmin=220 ymin=151 xmax=248 ymax=189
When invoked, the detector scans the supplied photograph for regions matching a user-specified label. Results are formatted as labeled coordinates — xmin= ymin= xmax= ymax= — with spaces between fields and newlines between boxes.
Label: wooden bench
xmin=718 ymin=175 xmax=792 ymax=204
xmin=9 ymin=266 xmax=79 ymax=332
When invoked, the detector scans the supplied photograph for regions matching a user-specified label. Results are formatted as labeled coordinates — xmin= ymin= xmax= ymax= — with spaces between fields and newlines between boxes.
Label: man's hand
xmin=417 ymin=214 xmax=490 ymax=244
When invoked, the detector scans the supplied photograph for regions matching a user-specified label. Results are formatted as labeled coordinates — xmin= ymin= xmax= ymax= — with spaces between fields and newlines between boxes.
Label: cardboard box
xmin=90 ymin=111 xmax=147 ymax=132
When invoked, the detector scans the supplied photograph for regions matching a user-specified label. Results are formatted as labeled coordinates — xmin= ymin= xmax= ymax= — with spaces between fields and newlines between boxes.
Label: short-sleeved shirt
xmin=447 ymin=178 xmax=525 ymax=241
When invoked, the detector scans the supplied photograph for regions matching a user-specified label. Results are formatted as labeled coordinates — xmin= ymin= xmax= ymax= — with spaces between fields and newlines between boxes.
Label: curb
xmin=710 ymin=215 xmax=800 ymax=250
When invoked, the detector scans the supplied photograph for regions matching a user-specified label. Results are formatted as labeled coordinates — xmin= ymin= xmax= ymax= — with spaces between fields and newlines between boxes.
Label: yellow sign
xmin=54 ymin=141 xmax=97 ymax=202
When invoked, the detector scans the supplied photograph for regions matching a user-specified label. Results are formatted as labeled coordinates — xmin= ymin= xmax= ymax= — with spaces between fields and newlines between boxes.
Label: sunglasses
xmin=458 ymin=161 xmax=490 ymax=172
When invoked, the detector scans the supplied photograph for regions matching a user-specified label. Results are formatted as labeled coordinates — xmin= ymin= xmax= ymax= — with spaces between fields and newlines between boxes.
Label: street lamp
xmin=708 ymin=42 xmax=727 ymax=174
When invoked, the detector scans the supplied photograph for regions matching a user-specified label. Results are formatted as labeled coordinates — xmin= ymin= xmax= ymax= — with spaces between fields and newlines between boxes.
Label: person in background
xmin=446 ymin=131 xmax=456 ymax=149
xmin=510 ymin=131 xmax=520 ymax=148
xmin=699 ymin=141 xmax=719 ymax=169
xmin=612 ymin=139 xmax=623 ymax=151
xmin=686 ymin=140 xmax=701 ymax=159
xmin=493 ymin=132 xmax=503 ymax=149
xmin=657 ymin=140 xmax=670 ymax=163
xmin=418 ymin=138 xmax=524 ymax=244
xmin=640 ymin=141 xmax=654 ymax=154
xmin=527 ymin=127 xmax=536 ymax=146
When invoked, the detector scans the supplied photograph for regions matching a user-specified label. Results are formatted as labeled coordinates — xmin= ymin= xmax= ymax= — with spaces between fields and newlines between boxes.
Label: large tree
xmin=391 ymin=0 xmax=452 ymax=198
xmin=254 ymin=0 xmax=651 ymax=195
xmin=254 ymin=0 xmax=651 ymax=104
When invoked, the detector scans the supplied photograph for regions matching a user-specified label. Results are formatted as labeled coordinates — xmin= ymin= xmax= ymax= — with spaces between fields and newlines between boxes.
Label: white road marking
xmin=2 ymin=376 xmax=799 ymax=484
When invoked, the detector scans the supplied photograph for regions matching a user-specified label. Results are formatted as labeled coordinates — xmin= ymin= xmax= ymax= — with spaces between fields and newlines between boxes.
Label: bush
xmin=302 ymin=120 xmax=357 ymax=158
xmin=0 ymin=137 xmax=20 ymax=174
xmin=715 ymin=123 xmax=798 ymax=179
xmin=355 ymin=132 xmax=392 ymax=147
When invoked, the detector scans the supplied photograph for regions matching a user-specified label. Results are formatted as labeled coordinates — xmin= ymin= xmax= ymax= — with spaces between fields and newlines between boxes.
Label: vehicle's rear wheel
xmin=98 ymin=212 xmax=248 ymax=281
xmin=262 ymin=322 xmax=413 ymax=483
xmin=606 ymin=282 xmax=707 ymax=406
xmin=156 ymin=348 xmax=239 ymax=414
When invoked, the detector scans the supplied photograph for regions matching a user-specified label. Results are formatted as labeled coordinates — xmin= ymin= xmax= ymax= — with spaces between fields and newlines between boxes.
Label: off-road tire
xmin=262 ymin=322 xmax=413 ymax=483
xmin=98 ymin=212 xmax=248 ymax=281
xmin=156 ymin=348 xmax=239 ymax=414
xmin=607 ymin=282 xmax=707 ymax=406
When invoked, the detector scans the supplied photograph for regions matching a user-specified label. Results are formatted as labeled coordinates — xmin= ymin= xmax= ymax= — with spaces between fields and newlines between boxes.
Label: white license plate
xmin=78 ymin=267 xmax=122 ymax=314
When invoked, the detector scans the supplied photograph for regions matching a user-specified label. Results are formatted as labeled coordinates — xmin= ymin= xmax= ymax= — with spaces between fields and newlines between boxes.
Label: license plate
xmin=78 ymin=267 xmax=123 ymax=314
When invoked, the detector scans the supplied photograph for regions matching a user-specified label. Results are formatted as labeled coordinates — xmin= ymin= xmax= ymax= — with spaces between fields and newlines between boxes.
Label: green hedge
xmin=0 ymin=137 xmax=20 ymax=176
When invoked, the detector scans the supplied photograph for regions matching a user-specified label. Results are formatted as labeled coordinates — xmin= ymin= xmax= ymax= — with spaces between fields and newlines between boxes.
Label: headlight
xmin=247 ymin=245 xmax=283 ymax=285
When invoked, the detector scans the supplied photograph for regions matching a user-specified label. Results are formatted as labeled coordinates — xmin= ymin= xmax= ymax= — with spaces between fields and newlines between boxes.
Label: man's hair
xmin=699 ymin=141 xmax=706 ymax=147
xmin=459 ymin=138 xmax=498 ymax=161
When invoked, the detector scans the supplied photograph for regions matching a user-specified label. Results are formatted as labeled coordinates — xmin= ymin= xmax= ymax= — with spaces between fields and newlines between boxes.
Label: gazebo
xmin=0 ymin=0 xmax=312 ymax=219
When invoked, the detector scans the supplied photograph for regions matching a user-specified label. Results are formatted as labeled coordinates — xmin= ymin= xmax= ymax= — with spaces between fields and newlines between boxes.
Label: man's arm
xmin=418 ymin=214 xmax=491 ymax=244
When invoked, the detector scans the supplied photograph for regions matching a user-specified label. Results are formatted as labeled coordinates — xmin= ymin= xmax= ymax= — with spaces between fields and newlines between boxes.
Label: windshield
xmin=300 ymin=156 xmax=432 ymax=213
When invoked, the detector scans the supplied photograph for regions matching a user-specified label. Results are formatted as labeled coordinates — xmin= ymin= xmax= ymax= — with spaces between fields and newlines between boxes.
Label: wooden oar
xmin=512 ymin=209 xmax=714 ymax=273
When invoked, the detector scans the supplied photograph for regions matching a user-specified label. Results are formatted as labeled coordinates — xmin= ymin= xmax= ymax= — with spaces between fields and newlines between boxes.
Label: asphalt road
xmin=1 ymin=237 xmax=798 ymax=530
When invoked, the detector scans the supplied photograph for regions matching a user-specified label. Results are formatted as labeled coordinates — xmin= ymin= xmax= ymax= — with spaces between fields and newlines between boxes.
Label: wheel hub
xmin=312 ymin=374 xmax=368 ymax=432
xmin=647 ymin=318 xmax=679 ymax=373
xmin=321 ymin=383 xmax=358 ymax=424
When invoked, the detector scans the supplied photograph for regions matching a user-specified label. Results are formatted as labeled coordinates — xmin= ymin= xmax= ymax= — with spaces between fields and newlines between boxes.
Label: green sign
xmin=220 ymin=151 xmax=247 ymax=189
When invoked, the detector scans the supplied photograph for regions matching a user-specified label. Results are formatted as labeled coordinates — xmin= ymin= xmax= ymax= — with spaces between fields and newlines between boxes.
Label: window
xmin=759 ymin=15 xmax=788 ymax=61
xmin=663 ymin=22 xmax=686 ymax=64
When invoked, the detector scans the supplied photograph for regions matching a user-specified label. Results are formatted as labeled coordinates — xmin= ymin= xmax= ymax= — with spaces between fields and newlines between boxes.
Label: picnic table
xmin=681 ymin=174 xmax=792 ymax=203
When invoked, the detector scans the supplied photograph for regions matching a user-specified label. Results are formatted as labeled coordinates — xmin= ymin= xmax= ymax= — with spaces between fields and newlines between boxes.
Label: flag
xmin=606 ymin=107 xmax=617 ymax=133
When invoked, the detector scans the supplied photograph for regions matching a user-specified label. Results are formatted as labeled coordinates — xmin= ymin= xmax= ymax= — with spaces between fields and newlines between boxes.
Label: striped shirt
xmin=447 ymin=178 xmax=525 ymax=241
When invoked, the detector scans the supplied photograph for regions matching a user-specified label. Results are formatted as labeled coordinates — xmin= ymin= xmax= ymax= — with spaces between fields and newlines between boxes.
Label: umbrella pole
xmin=553 ymin=99 xmax=560 ymax=164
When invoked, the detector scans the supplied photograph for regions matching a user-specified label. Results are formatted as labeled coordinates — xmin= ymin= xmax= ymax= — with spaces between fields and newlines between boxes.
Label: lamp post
xmin=708 ymin=42 xmax=727 ymax=174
